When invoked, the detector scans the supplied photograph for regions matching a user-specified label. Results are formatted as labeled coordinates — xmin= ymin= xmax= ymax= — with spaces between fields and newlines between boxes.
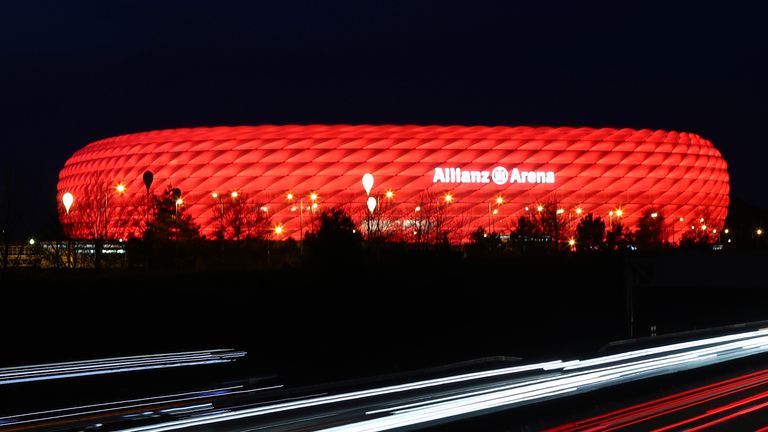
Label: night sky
xmin=1 ymin=1 xmax=766 ymax=238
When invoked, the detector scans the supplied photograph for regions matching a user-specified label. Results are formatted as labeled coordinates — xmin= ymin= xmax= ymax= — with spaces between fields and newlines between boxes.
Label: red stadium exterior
xmin=57 ymin=125 xmax=729 ymax=242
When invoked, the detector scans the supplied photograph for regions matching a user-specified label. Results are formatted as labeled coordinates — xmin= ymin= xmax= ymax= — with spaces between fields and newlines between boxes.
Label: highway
xmin=5 ymin=328 xmax=768 ymax=431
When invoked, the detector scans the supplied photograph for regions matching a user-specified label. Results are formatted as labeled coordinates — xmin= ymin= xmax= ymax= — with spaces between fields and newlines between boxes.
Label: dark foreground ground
xmin=2 ymin=250 xmax=767 ymax=386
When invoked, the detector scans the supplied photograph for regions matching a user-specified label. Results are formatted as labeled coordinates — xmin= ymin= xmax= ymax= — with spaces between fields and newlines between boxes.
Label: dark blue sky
xmin=1 ymin=1 xmax=766 ymax=237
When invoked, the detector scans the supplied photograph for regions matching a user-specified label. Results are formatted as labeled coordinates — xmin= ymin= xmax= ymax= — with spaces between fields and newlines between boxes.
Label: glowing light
xmin=260 ymin=206 xmax=269 ymax=212
xmin=496 ymin=196 xmax=503 ymax=205
xmin=385 ymin=190 xmax=394 ymax=199
xmin=362 ymin=173 xmax=374 ymax=195
xmin=211 ymin=192 xmax=218 ymax=199
xmin=311 ymin=203 xmax=318 ymax=210
xmin=492 ymin=209 xmax=499 ymax=215
xmin=724 ymin=228 xmax=730 ymax=234
xmin=286 ymin=193 xmax=294 ymax=201
xmin=310 ymin=192 xmax=318 ymax=201
xmin=615 ymin=209 xmax=623 ymax=217
xmin=700 ymin=225 xmax=707 ymax=230
xmin=700 ymin=217 xmax=705 ymax=223
xmin=230 ymin=191 xmax=238 ymax=198
xmin=415 ymin=206 xmax=421 ymax=212
xmin=525 ymin=206 xmax=529 ymax=211
xmin=679 ymin=217 xmax=684 ymax=222
xmin=556 ymin=208 xmax=565 ymax=215
xmin=290 ymin=206 xmax=297 ymax=212
xmin=651 ymin=212 xmax=658 ymax=218
xmin=609 ymin=211 xmax=614 ymax=217
xmin=367 ymin=196 xmax=377 ymax=213
xmin=444 ymin=194 xmax=453 ymax=204
xmin=537 ymin=205 xmax=543 ymax=212
xmin=28 ymin=238 xmax=35 ymax=246
xmin=758 ymin=229 xmax=763 ymax=236
xmin=62 ymin=192 xmax=74 ymax=214
xmin=712 ymin=228 xmax=717 ymax=233
xmin=176 ymin=198 xmax=183 ymax=205
xmin=115 ymin=183 xmax=126 ymax=194
xmin=575 ymin=207 xmax=583 ymax=215
xmin=274 ymin=225 xmax=283 ymax=235
xmin=568 ymin=238 xmax=575 ymax=246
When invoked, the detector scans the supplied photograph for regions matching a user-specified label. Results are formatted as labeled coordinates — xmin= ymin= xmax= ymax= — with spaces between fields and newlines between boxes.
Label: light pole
xmin=62 ymin=192 xmax=74 ymax=268
xmin=212 ymin=192 xmax=224 ymax=239
xmin=609 ymin=210 xmax=614 ymax=229
xmin=287 ymin=192 xmax=307 ymax=255
xmin=143 ymin=170 xmax=153 ymax=232
xmin=105 ymin=183 xmax=126 ymax=240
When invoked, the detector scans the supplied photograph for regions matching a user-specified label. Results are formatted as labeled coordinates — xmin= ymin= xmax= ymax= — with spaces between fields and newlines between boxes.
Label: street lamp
xmin=288 ymin=192 xmax=320 ymax=254
xmin=444 ymin=193 xmax=453 ymax=204
xmin=62 ymin=192 xmax=74 ymax=238
xmin=211 ymin=192 xmax=226 ymax=239
xmin=62 ymin=192 xmax=74 ymax=215
xmin=103 ymin=182 xmax=127 ymax=240
xmin=575 ymin=207 xmax=583 ymax=216
xmin=175 ymin=198 xmax=183 ymax=217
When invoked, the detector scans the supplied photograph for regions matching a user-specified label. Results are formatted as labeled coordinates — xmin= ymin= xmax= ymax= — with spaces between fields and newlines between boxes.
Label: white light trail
xmin=0 ymin=350 xmax=245 ymax=385
xmin=113 ymin=329 xmax=768 ymax=432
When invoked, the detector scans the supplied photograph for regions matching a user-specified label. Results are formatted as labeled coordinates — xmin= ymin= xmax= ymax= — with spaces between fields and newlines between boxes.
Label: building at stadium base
xmin=57 ymin=125 xmax=730 ymax=243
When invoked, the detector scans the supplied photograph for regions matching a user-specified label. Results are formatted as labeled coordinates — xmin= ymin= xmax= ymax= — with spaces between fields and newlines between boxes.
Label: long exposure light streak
xmin=0 ymin=349 xmax=245 ymax=385
xmin=114 ymin=329 xmax=768 ymax=432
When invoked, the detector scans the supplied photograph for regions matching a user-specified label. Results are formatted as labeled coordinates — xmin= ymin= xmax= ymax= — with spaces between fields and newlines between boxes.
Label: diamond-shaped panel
xmin=57 ymin=125 xmax=730 ymax=242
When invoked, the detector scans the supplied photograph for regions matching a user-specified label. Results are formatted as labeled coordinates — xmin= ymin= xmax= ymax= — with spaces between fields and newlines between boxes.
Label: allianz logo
xmin=432 ymin=167 xmax=556 ymax=185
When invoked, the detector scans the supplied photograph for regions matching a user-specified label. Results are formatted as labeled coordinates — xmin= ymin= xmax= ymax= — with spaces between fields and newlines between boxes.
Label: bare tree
xmin=534 ymin=200 xmax=572 ymax=251
xmin=222 ymin=193 xmax=271 ymax=241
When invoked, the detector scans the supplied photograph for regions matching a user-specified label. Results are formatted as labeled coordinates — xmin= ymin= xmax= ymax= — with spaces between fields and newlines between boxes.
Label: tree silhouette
xmin=513 ymin=215 xmax=541 ymax=239
xmin=634 ymin=209 xmax=665 ymax=250
xmin=575 ymin=213 xmax=606 ymax=251
xmin=144 ymin=185 xmax=201 ymax=241
xmin=534 ymin=201 xmax=571 ymax=251
xmin=305 ymin=207 xmax=362 ymax=260
xmin=465 ymin=226 xmax=503 ymax=259
xmin=679 ymin=226 xmax=712 ymax=249
xmin=221 ymin=193 xmax=270 ymax=241
xmin=605 ymin=221 xmax=634 ymax=251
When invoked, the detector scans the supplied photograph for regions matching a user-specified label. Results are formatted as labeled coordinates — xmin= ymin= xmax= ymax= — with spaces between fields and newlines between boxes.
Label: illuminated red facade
xmin=57 ymin=125 xmax=729 ymax=242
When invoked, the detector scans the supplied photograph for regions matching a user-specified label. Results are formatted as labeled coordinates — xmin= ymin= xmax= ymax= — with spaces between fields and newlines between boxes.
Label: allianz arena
xmin=57 ymin=125 xmax=729 ymax=242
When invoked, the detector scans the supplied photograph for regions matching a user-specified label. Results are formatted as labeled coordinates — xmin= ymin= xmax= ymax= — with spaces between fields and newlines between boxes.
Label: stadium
xmin=57 ymin=125 xmax=730 ymax=242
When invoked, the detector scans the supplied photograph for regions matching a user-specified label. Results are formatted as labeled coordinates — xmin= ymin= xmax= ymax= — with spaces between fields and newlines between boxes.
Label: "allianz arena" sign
xmin=432 ymin=167 xmax=556 ymax=185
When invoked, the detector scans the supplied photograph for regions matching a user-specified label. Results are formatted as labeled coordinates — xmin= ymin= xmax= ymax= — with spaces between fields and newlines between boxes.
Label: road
xmin=6 ymin=328 xmax=768 ymax=431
